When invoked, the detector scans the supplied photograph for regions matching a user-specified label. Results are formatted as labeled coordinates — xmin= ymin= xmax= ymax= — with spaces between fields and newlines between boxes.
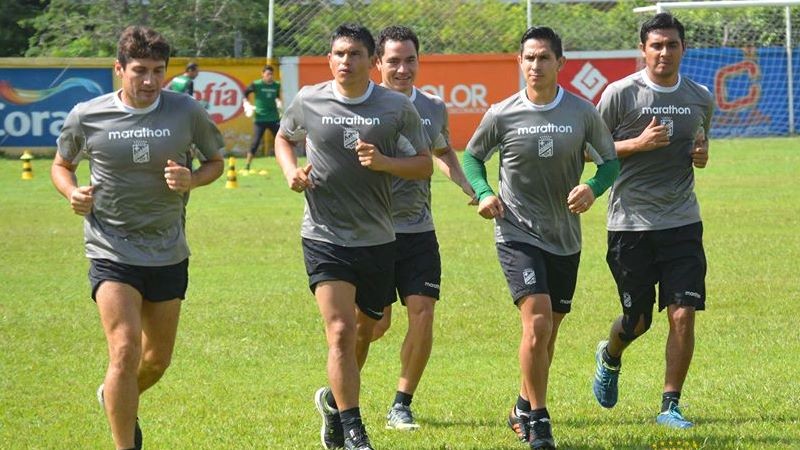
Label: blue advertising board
xmin=0 ymin=68 xmax=112 ymax=147
xmin=683 ymin=47 xmax=798 ymax=138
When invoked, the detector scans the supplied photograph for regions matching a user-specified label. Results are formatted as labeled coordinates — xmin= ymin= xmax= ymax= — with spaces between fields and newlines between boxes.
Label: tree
xmin=0 ymin=0 xmax=47 ymax=57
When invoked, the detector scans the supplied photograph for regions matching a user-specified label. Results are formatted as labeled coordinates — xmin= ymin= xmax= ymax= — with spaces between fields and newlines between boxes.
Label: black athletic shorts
xmin=606 ymin=221 xmax=706 ymax=313
xmin=249 ymin=121 xmax=281 ymax=154
xmin=496 ymin=241 xmax=580 ymax=314
xmin=302 ymin=238 xmax=395 ymax=320
xmin=89 ymin=258 xmax=189 ymax=302
xmin=386 ymin=231 xmax=441 ymax=306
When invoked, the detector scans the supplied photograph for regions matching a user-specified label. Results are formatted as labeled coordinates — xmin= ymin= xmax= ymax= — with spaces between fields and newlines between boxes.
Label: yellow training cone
xmin=225 ymin=156 xmax=239 ymax=189
xmin=20 ymin=151 xmax=34 ymax=180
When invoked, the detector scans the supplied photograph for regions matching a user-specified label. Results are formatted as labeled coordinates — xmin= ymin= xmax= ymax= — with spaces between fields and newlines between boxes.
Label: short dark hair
xmin=640 ymin=12 xmax=685 ymax=45
xmin=519 ymin=26 xmax=563 ymax=59
xmin=330 ymin=23 xmax=376 ymax=57
xmin=186 ymin=62 xmax=198 ymax=71
xmin=376 ymin=25 xmax=419 ymax=59
xmin=263 ymin=65 xmax=274 ymax=73
xmin=117 ymin=26 xmax=170 ymax=68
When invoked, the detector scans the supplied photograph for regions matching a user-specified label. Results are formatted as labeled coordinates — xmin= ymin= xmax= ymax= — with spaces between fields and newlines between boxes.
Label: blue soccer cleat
xmin=592 ymin=340 xmax=621 ymax=408
xmin=656 ymin=402 xmax=694 ymax=429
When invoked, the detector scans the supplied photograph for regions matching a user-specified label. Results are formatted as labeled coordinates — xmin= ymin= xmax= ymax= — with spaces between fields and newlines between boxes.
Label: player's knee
xmin=407 ymin=300 xmax=435 ymax=328
xmin=524 ymin=313 xmax=553 ymax=349
xmin=619 ymin=312 xmax=652 ymax=342
xmin=140 ymin=353 xmax=172 ymax=380
xmin=108 ymin=341 xmax=142 ymax=375
xmin=669 ymin=306 xmax=695 ymax=332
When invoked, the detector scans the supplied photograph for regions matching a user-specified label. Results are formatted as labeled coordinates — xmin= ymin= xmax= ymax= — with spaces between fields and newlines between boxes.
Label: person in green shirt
xmin=165 ymin=62 xmax=198 ymax=96
xmin=243 ymin=65 xmax=283 ymax=170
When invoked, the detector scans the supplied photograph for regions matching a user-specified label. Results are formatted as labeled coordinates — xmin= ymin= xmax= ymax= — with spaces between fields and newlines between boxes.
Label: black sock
xmin=393 ymin=391 xmax=413 ymax=407
xmin=529 ymin=407 xmax=550 ymax=421
xmin=662 ymin=391 xmax=680 ymax=412
xmin=340 ymin=407 xmax=363 ymax=434
xmin=325 ymin=390 xmax=338 ymax=411
xmin=602 ymin=347 xmax=621 ymax=367
xmin=516 ymin=395 xmax=531 ymax=416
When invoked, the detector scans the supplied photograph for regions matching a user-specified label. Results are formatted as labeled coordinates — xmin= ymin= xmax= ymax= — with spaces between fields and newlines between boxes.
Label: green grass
xmin=1 ymin=138 xmax=799 ymax=449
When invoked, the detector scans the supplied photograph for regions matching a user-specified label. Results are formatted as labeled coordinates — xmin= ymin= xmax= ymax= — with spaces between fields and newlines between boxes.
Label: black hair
xmin=519 ymin=26 xmax=563 ymax=59
xmin=330 ymin=23 xmax=376 ymax=57
xmin=376 ymin=25 xmax=419 ymax=59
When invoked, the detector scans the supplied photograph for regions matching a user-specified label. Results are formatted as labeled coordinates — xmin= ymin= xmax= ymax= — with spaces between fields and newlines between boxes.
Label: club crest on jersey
xmin=660 ymin=117 xmax=674 ymax=137
xmin=523 ymin=268 xmax=536 ymax=286
xmin=132 ymin=140 xmax=150 ymax=163
xmin=343 ymin=128 xmax=359 ymax=150
xmin=538 ymin=136 xmax=554 ymax=158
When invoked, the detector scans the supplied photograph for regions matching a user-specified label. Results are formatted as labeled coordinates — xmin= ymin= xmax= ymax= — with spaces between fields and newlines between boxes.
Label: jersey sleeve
xmin=56 ymin=105 xmax=86 ymax=162
xmin=597 ymin=84 xmax=623 ymax=135
xmin=244 ymin=82 xmax=255 ymax=97
xmin=466 ymin=106 xmax=500 ymax=161
xmin=191 ymin=101 xmax=225 ymax=160
xmin=399 ymin=97 xmax=430 ymax=154
xmin=585 ymin=107 xmax=617 ymax=163
xmin=435 ymin=103 xmax=451 ymax=150
xmin=279 ymin=87 xmax=308 ymax=142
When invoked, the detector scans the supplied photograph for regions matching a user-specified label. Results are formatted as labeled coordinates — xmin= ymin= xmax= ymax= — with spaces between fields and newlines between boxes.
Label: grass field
xmin=1 ymin=138 xmax=799 ymax=449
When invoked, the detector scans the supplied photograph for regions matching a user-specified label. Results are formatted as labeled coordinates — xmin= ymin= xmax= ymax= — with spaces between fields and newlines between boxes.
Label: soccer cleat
xmin=507 ymin=407 xmax=530 ymax=442
xmin=344 ymin=425 xmax=374 ymax=450
xmin=314 ymin=387 xmax=345 ymax=449
xmin=386 ymin=403 xmax=420 ymax=430
xmin=656 ymin=402 xmax=694 ymax=429
xmin=96 ymin=384 xmax=143 ymax=450
xmin=528 ymin=417 xmax=556 ymax=449
xmin=592 ymin=340 xmax=621 ymax=408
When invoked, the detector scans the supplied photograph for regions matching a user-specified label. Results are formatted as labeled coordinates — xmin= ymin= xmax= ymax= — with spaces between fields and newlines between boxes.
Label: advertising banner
xmin=0 ymin=67 xmax=112 ymax=149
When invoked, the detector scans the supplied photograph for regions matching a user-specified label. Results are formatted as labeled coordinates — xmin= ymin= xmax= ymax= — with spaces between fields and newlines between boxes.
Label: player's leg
xmin=316 ymin=280 xmax=360 ymax=411
xmin=138 ymin=259 xmax=187 ymax=393
xmin=594 ymin=231 xmax=658 ymax=409
xmin=266 ymin=121 xmax=281 ymax=156
xmin=247 ymin=122 xmax=267 ymax=170
xmin=656 ymin=222 xmax=706 ymax=428
xmin=370 ymin=304 xmax=392 ymax=341
xmin=95 ymin=279 xmax=143 ymax=450
xmin=355 ymin=307 xmax=377 ymax=370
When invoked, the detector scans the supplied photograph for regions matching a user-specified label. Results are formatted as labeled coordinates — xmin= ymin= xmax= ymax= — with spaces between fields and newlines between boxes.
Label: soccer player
xmin=165 ymin=61 xmax=199 ymax=96
xmin=370 ymin=25 xmax=476 ymax=431
xmin=591 ymin=12 xmax=713 ymax=430
xmin=51 ymin=26 xmax=224 ymax=450
xmin=243 ymin=65 xmax=283 ymax=170
xmin=274 ymin=23 xmax=432 ymax=450
xmin=462 ymin=27 xmax=619 ymax=449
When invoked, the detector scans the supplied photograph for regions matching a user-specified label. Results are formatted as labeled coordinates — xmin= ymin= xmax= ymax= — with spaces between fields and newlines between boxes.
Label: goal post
xmin=634 ymin=1 xmax=800 ymax=137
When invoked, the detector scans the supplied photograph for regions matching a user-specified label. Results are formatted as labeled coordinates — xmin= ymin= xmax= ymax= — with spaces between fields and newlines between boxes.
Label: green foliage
xmin=0 ymin=0 xmax=44 ymax=57
xmin=1 ymin=139 xmax=800 ymax=448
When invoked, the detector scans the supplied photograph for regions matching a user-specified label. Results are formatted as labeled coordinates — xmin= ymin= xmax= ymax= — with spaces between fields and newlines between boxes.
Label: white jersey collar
xmin=640 ymin=69 xmax=682 ymax=93
xmin=330 ymin=80 xmax=375 ymax=104
xmin=519 ymin=85 xmax=564 ymax=111
xmin=113 ymin=90 xmax=161 ymax=114
xmin=409 ymin=86 xmax=418 ymax=102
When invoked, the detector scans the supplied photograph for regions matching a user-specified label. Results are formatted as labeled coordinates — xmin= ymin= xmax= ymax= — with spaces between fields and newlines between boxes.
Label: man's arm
xmin=275 ymin=131 xmax=313 ymax=191
xmin=433 ymin=146 xmax=476 ymax=203
xmin=51 ymin=153 xmax=94 ymax=216
xmin=356 ymin=139 xmax=432 ymax=180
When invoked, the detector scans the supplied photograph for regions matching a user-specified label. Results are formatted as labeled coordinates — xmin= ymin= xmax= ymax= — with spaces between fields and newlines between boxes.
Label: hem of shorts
xmin=607 ymin=218 xmax=702 ymax=233
xmin=86 ymin=254 xmax=189 ymax=267
xmin=300 ymin=234 xmax=395 ymax=248
xmin=495 ymin=238 xmax=580 ymax=257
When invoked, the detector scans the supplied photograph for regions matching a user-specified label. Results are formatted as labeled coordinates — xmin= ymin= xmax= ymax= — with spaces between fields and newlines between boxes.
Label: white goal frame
xmin=634 ymin=0 xmax=800 ymax=135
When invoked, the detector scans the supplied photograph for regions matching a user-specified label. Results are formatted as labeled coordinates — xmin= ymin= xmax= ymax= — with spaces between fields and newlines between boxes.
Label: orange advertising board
xmin=298 ymin=54 xmax=520 ymax=149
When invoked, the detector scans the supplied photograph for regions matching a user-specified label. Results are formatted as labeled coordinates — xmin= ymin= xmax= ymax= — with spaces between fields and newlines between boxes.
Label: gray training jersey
xmin=467 ymin=87 xmax=617 ymax=256
xmin=57 ymin=90 xmax=224 ymax=266
xmin=280 ymin=81 xmax=429 ymax=246
xmin=392 ymin=87 xmax=449 ymax=233
xmin=598 ymin=70 xmax=714 ymax=231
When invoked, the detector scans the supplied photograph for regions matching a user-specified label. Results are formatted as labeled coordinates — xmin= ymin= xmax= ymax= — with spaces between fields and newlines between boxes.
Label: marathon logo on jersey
xmin=131 ymin=140 xmax=150 ymax=164
xmin=523 ymin=268 xmax=536 ymax=286
xmin=420 ymin=117 xmax=432 ymax=126
xmin=321 ymin=115 xmax=381 ymax=126
xmin=661 ymin=117 xmax=674 ymax=137
xmin=516 ymin=123 xmax=573 ymax=135
xmin=641 ymin=105 xmax=691 ymax=115
xmin=538 ymin=136 xmax=554 ymax=158
xmin=343 ymin=128 xmax=359 ymax=150
xmin=108 ymin=127 xmax=172 ymax=140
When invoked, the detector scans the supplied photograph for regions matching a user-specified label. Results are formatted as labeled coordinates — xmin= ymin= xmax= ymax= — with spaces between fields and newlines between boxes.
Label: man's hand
xmin=636 ymin=116 xmax=670 ymax=152
xmin=288 ymin=163 xmax=314 ymax=192
xmin=477 ymin=195 xmax=504 ymax=220
xmin=69 ymin=185 xmax=94 ymax=216
xmin=356 ymin=139 xmax=389 ymax=172
xmin=243 ymin=100 xmax=255 ymax=118
xmin=567 ymin=183 xmax=596 ymax=214
xmin=164 ymin=159 xmax=192 ymax=192
xmin=691 ymin=128 xmax=709 ymax=168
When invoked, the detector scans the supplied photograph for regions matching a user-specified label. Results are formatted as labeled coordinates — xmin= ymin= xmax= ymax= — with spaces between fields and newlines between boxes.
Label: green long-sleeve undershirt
xmin=461 ymin=151 xmax=620 ymax=201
